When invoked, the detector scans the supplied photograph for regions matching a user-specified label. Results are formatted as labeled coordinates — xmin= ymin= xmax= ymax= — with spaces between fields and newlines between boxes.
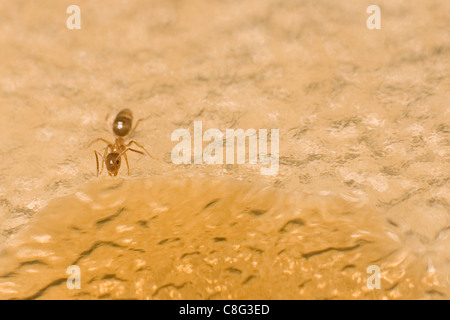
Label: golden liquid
xmin=0 ymin=177 xmax=447 ymax=299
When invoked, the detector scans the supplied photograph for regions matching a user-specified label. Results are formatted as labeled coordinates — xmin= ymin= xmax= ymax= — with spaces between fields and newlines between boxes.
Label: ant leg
xmin=117 ymin=148 xmax=144 ymax=160
xmin=115 ymin=148 xmax=140 ymax=175
xmin=88 ymin=138 xmax=113 ymax=148
xmin=100 ymin=147 xmax=109 ymax=175
xmin=123 ymin=152 xmax=130 ymax=175
xmin=128 ymin=148 xmax=145 ymax=155
xmin=94 ymin=151 xmax=99 ymax=177
xmin=91 ymin=140 xmax=112 ymax=175
xmin=128 ymin=116 xmax=151 ymax=138
xmin=126 ymin=140 xmax=154 ymax=158
xmin=94 ymin=150 xmax=105 ymax=177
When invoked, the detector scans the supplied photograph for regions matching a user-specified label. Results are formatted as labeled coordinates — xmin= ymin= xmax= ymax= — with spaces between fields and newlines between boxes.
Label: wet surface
xmin=0 ymin=177 xmax=447 ymax=299
xmin=0 ymin=0 xmax=449 ymax=299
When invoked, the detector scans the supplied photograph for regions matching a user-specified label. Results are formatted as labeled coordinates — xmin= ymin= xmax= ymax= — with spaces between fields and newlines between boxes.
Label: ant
xmin=88 ymin=109 xmax=153 ymax=176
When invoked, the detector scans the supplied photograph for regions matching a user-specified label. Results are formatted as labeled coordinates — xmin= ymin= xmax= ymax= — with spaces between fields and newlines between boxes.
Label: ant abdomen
xmin=113 ymin=108 xmax=133 ymax=137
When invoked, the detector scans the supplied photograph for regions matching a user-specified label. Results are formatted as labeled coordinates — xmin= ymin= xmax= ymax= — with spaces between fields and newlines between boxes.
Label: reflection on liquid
xmin=0 ymin=177 xmax=447 ymax=299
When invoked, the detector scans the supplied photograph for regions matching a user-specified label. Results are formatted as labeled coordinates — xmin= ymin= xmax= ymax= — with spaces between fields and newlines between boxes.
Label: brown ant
xmin=88 ymin=109 xmax=153 ymax=176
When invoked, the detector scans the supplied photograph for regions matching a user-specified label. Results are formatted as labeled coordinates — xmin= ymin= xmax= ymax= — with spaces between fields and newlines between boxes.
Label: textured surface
xmin=0 ymin=0 xmax=449 ymax=299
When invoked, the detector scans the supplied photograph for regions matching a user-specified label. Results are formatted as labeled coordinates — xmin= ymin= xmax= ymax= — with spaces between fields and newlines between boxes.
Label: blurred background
xmin=0 ymin=0 xmax=448 ymax=299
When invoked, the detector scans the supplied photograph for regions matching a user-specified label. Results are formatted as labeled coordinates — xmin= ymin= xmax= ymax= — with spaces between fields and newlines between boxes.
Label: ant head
xmin=105 ymin=153 xmax=121 ymax=176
